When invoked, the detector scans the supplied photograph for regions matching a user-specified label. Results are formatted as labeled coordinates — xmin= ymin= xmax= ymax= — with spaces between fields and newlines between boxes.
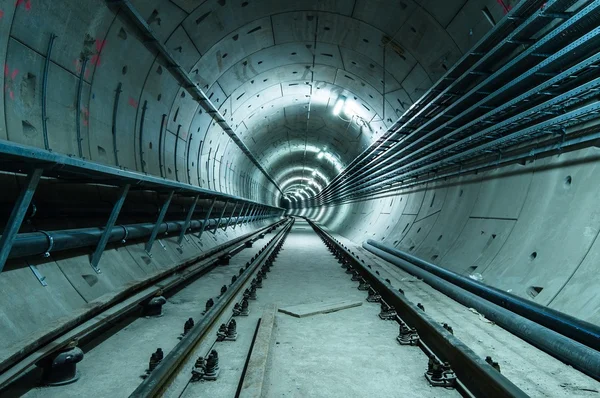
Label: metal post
xmin=212 ymin=200 xmax=229 ymax=234
xmin=0 ymin=169 xmax=43 ymax=272
xmin=197 ymin=197 xmax=216 ymax=240
xmin=145 ymin=191 xmax=174 ymax=255
xmin=240 ymin=204 xmax=252 ymax=225
xmin=177 ymin=194 xmax=199 ymax=245
xmin=251 ymin=207 xmax=262 ymax=223
xmin=90 ymin=184 xmax=130 ymax=273
xmin=232 ymin=203 xmax=245 ymax=229
xmin=245 ymin=205 xmax=256 ymax=224
xmin=223 ymin=202 xmax=238 ymax=231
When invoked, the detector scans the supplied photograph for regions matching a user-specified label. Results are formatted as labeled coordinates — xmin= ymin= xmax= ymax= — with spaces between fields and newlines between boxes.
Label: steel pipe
xmin=6 ymin=214 xmax=274 ymax=261
xmin=365 ymin=239 xmax=600 ymax=351
xmin=363 ymin=241 xmax=600 ymax=381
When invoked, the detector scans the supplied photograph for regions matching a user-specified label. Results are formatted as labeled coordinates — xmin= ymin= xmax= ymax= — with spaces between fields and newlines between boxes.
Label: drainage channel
xmin=5 ymin=219 xmax=288 ymax=397
xmin=307 ymin=219 xmax=528 ymax=398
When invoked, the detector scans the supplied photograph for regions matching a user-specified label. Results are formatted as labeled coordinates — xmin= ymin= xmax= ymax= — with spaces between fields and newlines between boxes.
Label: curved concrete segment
xmin=3 ymin=0 xmax=600 ymax=388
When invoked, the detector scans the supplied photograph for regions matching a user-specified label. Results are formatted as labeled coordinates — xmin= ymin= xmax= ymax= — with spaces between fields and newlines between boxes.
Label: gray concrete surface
xmin=329 ymin=229 xmax=600 ymax=398
xmin=4 ymin=0 xmax=600 ymax=396
xmin=258 ymin=221 xmax=457 ymax=398
xmin=20 ymin=228 xmax=277 ymax=398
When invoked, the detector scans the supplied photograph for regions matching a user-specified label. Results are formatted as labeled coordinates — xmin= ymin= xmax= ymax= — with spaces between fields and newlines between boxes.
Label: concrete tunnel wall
xmin=7 ymin=0 xmax=583 ymax=370
xmin=295 ymin=146 xmax=600 ymax=327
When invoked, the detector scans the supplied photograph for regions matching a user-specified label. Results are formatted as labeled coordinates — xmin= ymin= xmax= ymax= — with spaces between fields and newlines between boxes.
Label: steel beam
xmin=223 ymin=202 xmax=238 ymax=231
xmin=177 ymin=194 xmax=199 ymax=245
xmin=0 ymin=168 xmax=43 ymax=273
xmin=145 ymin=191 xmax=174 ymax=254
xmin=244 ymin=205 xmax=255 ymax=224
xmin=232 ymin=203 xmax=246 ymax=229
xmin=197 ymin=197 xmax=216 ymax=240
xmin=90 ymin=184 xmax=130 ymax=273
xmin=212 ymin=200 xmax=229 ymax=234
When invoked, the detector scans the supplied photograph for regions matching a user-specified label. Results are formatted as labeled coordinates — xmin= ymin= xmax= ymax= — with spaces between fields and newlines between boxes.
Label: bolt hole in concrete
xmin=528 ymin=286 xmax=544 ymax=298
xmin=21 ymin=120 xmax=37 ymax=137
xmin=565 ymin=175 xmax=573 ymax=187
xmin=437 ymin=235 xmax=443 ymax=241
xmin=157 ymin=93 xmax=161 ymax=101
xmin=122 ymin=65 xmax=127 ymax=75
xmin=530 ymin=251 xmax=538 ymax=260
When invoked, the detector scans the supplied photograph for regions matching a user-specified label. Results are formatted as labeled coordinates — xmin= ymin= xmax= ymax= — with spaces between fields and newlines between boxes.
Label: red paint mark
xmin=3 ymin=64 xmax=18 ymax=101
xmin=496 ymin=0 xmax=511 ymax=14
xmin=0 ymin=10 xmax=5 ymax=18
xmin=15 ymin=0 xmax=31 ymax=10
xmin=81 ymin=106 xmax=89 ymax=126
xmin=128 ymin=97 xmax=138 ymax=108
xmin=90 ymin=39 xmax=106 ymax=66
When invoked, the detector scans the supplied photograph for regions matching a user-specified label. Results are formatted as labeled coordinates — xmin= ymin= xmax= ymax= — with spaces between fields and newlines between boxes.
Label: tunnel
xmin=1 ymin=0 xmax=600 ymax=396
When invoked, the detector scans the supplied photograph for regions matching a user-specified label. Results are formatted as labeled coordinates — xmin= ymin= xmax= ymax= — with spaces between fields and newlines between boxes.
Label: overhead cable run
xmin=311 ymin=0 xmax=588 ymax=205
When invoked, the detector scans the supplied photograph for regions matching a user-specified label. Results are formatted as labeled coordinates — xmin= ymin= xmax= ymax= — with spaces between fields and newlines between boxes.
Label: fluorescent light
xmin=332 ymin=96 xmax=346 ymax=116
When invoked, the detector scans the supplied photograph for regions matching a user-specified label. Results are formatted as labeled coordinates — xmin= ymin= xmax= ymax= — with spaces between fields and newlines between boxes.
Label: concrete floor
xmin=258 ymin=220 xmax=456 ymax=398
xmin=16 ymin=219 xmax=598 ymax=397
xmin=20 ymin=229 xmax=277 ymax=398
xmin=327 ymin=227 xmax=600 ymax=398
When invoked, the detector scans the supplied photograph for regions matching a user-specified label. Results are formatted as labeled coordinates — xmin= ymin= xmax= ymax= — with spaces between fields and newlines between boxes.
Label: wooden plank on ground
xmin=277 ymin=300 xmax=362 ymax=318
xmin=239 ymin=304 xmax=277 ymax=398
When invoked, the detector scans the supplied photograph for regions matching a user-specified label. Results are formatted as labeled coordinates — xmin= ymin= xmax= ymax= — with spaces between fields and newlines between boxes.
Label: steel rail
xmin=130 ymin=218 xmax=294 ymax=397
xmin=363 ymin=240 xmax=600 ymax=382
xmin=0 ymin=219 xmax=286 ymax=389
xmin=308 ymin=220 xmax=528 ymax=398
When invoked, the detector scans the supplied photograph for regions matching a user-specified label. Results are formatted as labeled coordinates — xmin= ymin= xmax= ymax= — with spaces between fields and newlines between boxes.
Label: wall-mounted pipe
xmin=7 ymin=214 xmax=275 ymax=261
xmin=363 ymin=241 xmax=600 ymax=381
xmin=365 ymin=239 xmax=600 ymax=351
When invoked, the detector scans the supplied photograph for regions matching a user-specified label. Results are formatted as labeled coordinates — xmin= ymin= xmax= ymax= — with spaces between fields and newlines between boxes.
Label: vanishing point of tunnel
xmin=0 ymin=0 xmax=600 ymax=397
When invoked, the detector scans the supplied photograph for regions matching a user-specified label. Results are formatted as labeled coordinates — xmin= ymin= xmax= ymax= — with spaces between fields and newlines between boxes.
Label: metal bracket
xmin=28 ymin=263 xmax=48 ymax=286
xmin=178 ymin=194 xmax=199 ymax=245
xmin=39 ymin=230 xmax=54 ymax=259
xmin=198 ymin=197 xmax=216 ymax=240
xmin=232 ymin=203 xmax=245 ymax=229
xmin=0 ymin=168 xmax=43 ymax=273
xmin=212 ymin=200 xmax=228 ymax=235
xmin=145 ymin=190 xmax=174 ymax=255
xmin=222 ymin=202 xmax=238 ymax=231
xmin=90 ymin=184 xmax=130 ymax=273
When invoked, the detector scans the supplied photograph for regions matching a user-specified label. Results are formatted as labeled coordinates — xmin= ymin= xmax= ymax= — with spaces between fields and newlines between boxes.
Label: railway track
xmin=6 ymin=217 xmax=599 ymax=397
xmin=1 ymin=218 xmax=290 ymax=397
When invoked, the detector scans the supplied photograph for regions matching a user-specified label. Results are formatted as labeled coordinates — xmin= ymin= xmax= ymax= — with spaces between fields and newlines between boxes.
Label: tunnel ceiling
xmin=129 ymin=0 xmax=510 ymax=199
